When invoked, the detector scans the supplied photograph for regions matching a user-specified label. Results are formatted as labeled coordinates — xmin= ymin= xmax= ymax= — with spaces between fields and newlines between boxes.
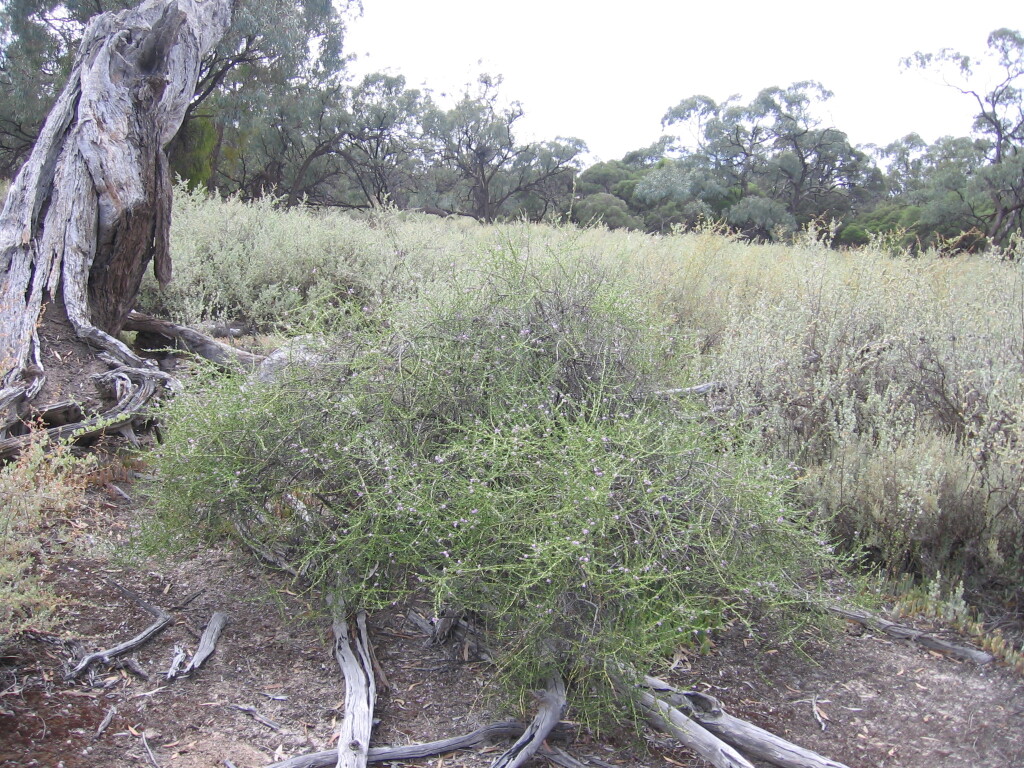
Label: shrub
xmin=1 ymin=435 xmax=93 ymax=641
xmin=148 ymin=237 xmax=838 ymax=726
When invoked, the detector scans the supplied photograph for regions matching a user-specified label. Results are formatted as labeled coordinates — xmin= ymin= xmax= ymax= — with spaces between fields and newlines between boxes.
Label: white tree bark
xmin=0 ymin=0 xmax=231 ymax=423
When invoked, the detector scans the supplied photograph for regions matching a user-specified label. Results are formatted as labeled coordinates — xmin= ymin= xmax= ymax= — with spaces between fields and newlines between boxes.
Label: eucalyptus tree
xmin=904 ymin=28 xmax=1024 ymax=247
xmin=0 ymin=0 xmax=357 ymax=178
xmin=423 ymin=75 xmax=585 ymax=222
xmin=656 ymin=82 xmax=878 ymax=238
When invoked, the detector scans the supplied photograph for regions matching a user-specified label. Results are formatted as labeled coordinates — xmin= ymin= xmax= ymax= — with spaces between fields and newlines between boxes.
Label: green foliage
xmin=148 ymin=231 xmax=837 ymax=725
xmin=1 ymin=434 xmax=93 ymax=641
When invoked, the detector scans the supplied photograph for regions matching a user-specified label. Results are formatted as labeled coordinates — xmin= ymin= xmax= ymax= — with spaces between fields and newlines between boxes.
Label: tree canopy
xmin=1 ymin=4 xmax=1021 ymax=247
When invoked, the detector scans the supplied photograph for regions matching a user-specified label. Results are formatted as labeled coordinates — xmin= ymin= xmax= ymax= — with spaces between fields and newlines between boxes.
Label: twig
xmin=93 ymin=705 xmax=116 ymax=741
xmin=229 ymin=704 xmax=282 ymax=731
xmin=65 ymin=581 xmax=172 ymax=680
xmin=142 ymin=733 xmax=162 ymax=768
xmin=171 ymin=588 xmax=206 ymax=611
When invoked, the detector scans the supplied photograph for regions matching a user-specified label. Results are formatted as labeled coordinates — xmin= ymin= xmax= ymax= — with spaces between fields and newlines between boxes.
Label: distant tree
xmin=422 ymin=75 xmax=585 ymax=222
xmin=904 ymin=28 xmax=1024 ymax=247
xmin=655 ymin=82 xmax=878 ymax=238
xmin=572 ymin=192 xmax=643 ymax=229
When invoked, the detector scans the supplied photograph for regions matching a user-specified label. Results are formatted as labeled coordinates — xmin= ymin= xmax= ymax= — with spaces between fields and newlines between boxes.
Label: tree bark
xmin=0 ymin=0 xmax=231 ymax=428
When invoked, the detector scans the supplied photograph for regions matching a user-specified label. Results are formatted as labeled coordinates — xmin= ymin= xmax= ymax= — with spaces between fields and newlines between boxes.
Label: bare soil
xmin=1 ymin=460 xmax=1022 ymax=768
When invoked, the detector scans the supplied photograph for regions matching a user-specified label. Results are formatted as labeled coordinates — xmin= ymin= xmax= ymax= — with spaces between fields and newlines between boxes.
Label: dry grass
xmin=153 ymin=191 xmax=1024 ymax=596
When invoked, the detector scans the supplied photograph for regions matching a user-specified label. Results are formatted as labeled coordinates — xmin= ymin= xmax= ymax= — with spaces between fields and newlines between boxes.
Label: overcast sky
xmin=344 ymin=1 xmax=1020 ymax=162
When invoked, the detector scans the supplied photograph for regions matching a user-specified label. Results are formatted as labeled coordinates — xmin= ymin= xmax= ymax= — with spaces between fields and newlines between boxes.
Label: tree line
xmin=1 ymin=0 xmax=1021 ymax=248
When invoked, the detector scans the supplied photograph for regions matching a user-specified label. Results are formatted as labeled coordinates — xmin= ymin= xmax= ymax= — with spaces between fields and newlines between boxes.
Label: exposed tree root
xmin=0 ymin=365 xmax=172 ymax=459
xmin=490 ymin=674 xmax=567 ymax=768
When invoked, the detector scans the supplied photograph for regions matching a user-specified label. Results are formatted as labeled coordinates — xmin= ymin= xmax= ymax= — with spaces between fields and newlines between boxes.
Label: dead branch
xmin=643 ymin=675 xmax=850 ymax=768
xmin=177 ymin=611 xmax=229 ymax=677
xmin=653 ymin=381 xmax=727 ymax=398
xmin=330 ymin=595 xmax=377 ymax=768
xmin=490 ymin=675 xmax=567 ymax=768
xmin=66 ymin=580 xmax=172 ymax=680
xmin=828 ymin=606 xmax=993 ymax=664
xmin=123 ymin=311 xmax=265 ymax=371
xmin=637 ymin=687 xmax=756 ymax=768
xmin=264 ymin=721 xmax=557 ymax=768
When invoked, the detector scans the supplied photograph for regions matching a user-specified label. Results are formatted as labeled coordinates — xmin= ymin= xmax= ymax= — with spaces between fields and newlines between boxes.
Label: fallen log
xmin=828 ymin=606 xmax=993 ymax=664
xmin=123 ymin=311 xmax=265 ymax=371
xmin=643 ymin=675 xmax=850 ymax=768
xmin=66 ymin=580 xmax=172 ymax=680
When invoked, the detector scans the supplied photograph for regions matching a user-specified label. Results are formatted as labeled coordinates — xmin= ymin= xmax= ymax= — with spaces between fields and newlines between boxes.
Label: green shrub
xmin=148 ymin=239 xmax=838 ymax=726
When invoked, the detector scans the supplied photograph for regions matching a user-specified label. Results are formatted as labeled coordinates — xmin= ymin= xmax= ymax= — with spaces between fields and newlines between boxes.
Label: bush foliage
xmin=146 ymin=188 xmax=1024 ymax=715
xmin=149 ymin=231 xmax=837 ymax=722
xmin=1 ymin=435 xmax=92 ymax=641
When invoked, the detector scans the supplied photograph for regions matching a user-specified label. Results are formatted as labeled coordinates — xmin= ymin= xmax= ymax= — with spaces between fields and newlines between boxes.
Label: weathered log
xmin=490 ymin=675 xmax=567 ymax=768
xmin=66 ymin=580 xmax=172 ymax=680
xmin=827 ymin=606 xmax=993 ymax=664
xmin=637 ymin=687 xmax=756 ymax=768
xmin=264 ymin=721 xmax=561 ymax=768
xmin=123 ymin=311 xmax=266 ymax=370
xmin=329 ymin=597 xmax=377 ymax=768
xmin=643 ymin=676 xmax=850 ymax=768
xmin=0 ymin=0 xmax=232 ymax=427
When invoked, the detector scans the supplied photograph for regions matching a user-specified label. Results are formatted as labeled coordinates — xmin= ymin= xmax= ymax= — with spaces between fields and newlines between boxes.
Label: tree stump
xmin=0 ymin=0 xmax=231 ymax=439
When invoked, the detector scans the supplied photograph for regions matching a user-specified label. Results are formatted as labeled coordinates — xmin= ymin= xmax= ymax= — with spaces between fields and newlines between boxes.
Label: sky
xmin=342 ymin=1 xmax=1020 ymax=163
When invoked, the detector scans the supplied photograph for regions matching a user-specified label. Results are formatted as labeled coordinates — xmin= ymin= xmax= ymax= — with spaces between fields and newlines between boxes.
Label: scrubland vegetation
xmin=133 ymin=188 xmax=1024 ymax=719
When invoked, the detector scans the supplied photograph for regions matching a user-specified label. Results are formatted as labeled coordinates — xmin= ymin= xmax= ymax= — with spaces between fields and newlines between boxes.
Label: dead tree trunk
xmin=0 ymin=0 xmax=231 ymax=435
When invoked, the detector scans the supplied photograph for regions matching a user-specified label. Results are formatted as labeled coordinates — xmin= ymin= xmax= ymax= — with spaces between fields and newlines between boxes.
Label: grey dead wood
xmin=123 ymin=311 xmax=266 ymax=370
xmin=636 ymin=687 xmax=756 ymax=768
xmin=0 ymin=0 xmax=231 ymax=444
xmin=827 ymin=606 xmax=993 ymax=664
xmin=490 ymin=674 xmax=567 ymax=768
xmin=0 ymin=366 xmax=172 ymax=460
xmin=66 ymin=580 xmax=172 ymax=680
xmin=263 ymin=721 xmax=553 ymax=768
xmin=329 ymin=595 xmax=377 ymax=768
xmin=642 ymin=675 xmax=850 ymax=768
xmin=653 ymin=381 xmax=727 ymax=398
xmin=176 ymin=611 xmax=229 ymax=677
